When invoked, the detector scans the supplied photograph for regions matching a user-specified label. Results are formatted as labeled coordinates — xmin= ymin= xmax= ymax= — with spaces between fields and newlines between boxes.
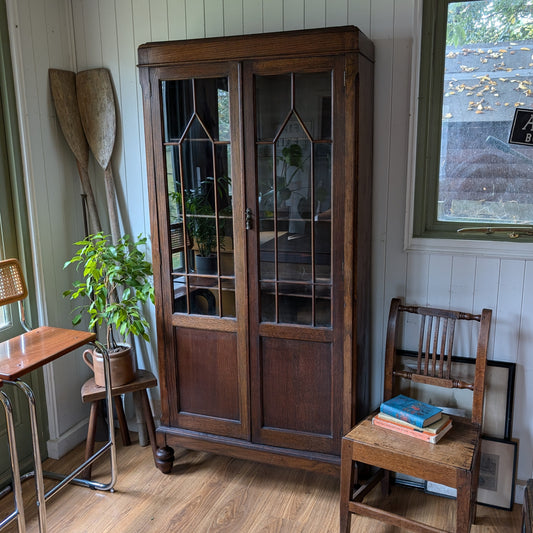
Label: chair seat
xmin=344 ymin=412 xmax=480 ymax=487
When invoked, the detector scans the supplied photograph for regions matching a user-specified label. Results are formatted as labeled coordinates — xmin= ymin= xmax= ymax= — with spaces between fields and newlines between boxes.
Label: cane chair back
xmin=0 ymin=258 xmax=30 ymax=333
xmin=0 ymin=259 xmax=28 ymax=306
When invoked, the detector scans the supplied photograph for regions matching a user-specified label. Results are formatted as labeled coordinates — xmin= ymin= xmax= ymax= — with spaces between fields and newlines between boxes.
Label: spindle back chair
xmin=340 ymin=298 xmax=492 ymax=533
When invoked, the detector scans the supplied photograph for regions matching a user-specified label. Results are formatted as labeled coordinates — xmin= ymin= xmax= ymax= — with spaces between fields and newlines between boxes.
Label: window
xmin=413 ymin=0 xmax=533 ymax=240
xmin=0 ymin=1 xmax=33 ymax=341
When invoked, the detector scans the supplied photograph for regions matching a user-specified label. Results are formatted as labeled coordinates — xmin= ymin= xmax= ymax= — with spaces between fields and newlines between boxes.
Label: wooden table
xmin=0 ymin=327 xmax=117 ymax=533
xmin=0 ymin=327 xmax=95 ymax=378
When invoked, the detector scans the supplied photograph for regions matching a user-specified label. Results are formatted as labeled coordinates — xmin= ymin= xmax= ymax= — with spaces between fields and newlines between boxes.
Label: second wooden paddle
xmin=76 ymin=68 xmax=120 ymax=243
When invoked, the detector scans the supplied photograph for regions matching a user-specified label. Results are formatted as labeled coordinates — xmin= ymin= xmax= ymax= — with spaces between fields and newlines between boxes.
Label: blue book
xmin=380 ymin=394 xmax=442 ymax=428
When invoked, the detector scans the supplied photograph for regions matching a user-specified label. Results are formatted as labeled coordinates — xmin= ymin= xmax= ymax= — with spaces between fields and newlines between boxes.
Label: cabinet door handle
xmin=245 ymin=208 xmax=253 ymax=230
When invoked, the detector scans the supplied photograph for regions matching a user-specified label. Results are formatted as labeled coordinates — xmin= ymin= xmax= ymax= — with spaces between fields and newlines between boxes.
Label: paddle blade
xmin=76 ymin=68 xmax=116 ymax=170
xmin=49 ymin=68 xmax=89 ymax=166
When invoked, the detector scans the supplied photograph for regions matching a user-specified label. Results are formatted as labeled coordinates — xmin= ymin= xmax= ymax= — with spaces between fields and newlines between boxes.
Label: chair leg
xmin=456 ymin=471 xmax=473 ymax=533
xmin=113 ymin=396 xmax=131 ymax=446
xmin=470 ymin=447 xmax=482 ymax=526
xmin=340 ymin=439 xmax=355 ymax=533
xmin=140 ymin=389 xmax=158 ymax=460
xmin=381 ymin=470 xmax=391 ymax=497
xmin=133 ymin=391 xmax=148 ymax=446
xmin=83 ymin=401 xmax=99 ymax=479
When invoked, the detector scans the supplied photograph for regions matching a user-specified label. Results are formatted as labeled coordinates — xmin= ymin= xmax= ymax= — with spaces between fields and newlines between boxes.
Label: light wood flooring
xmin=0 ymin=434 xmax=523 ymax=532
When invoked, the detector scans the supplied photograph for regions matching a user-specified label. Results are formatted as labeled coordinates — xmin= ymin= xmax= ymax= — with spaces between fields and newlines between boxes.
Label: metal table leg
xmin=0 ymin=391 xmax=25 ymax=533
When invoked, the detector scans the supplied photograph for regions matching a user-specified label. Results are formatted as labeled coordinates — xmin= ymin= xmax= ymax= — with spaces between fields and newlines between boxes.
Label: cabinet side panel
xmin=175 ymin=327 xmax=239 ymax=420
xmin=354 ymin=53 xmax=374 ymax=422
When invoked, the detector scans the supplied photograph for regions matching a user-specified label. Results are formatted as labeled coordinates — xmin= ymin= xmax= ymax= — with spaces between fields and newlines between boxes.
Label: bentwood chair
xmin=0 ymin=380 xmax=25 ymax=532
xmin=0 ymin=258 xmax=117 ymax=533
xmin=340 ymin=298 xmax=492 ymax=533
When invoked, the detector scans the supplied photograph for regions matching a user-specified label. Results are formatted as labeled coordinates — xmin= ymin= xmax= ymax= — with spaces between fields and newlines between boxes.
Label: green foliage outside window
xmin=447 ymin=0 xmax=533 ymax=46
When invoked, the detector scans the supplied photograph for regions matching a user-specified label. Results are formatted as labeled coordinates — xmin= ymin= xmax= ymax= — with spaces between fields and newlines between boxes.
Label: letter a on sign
xmin=509 ymin=108 xmax=533 ymax=147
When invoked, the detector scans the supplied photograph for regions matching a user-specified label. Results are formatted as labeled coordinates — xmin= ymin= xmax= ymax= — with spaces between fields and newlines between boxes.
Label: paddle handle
xmin=76 ymin=161 xmax=102 ymax=235
xmin=104 ymin=164 xmax=121 ymax=244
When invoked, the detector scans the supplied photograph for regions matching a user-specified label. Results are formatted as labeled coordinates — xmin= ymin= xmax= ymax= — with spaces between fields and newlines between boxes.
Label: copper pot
xmin=82 ymin=345 xmax=134 ymax=387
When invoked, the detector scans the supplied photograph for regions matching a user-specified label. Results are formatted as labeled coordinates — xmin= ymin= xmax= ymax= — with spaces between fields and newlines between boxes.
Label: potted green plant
xmin=63 ymin=232 xmax=155 ymax=387
xmin=259 ymin=143 xmax=306 ymax=214
xmin=170 ymin=176 xmax=230 ymax=275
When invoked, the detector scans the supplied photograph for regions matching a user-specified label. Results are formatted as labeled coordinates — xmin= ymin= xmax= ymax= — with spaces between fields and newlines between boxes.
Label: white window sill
xmin=406 ymin=236 xmax=533 ymax=260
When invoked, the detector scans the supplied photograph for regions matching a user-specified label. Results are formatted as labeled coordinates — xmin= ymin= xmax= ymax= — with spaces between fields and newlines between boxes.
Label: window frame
xmin=0 ymin=0 xmax=35 ymax=341
xmin=411 ymin=0 xmax=533 ymax=244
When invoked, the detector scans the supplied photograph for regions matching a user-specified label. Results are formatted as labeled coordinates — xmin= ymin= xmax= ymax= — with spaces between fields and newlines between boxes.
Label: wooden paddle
xmin=76 ymin=68 xmax=120 ymax=244
xmin=49 ymin=69 xmax=102 ymax=235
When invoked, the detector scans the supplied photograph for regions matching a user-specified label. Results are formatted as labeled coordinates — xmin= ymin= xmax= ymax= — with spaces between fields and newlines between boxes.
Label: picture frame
xmin=425 ymin=438 xmax=517 ymax=509
xmin=395 ymin=353 xmax=515 ymax=492
xmin=477 ymin=437 xmax=517 ymax=510
xmin=397 ymin=351 xmax=515 ymax=439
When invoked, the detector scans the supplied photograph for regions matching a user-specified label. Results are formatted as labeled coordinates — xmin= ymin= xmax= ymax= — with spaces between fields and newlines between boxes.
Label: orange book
xmin=375 ymin=412 xmax=451 ymax=434
xmin=372 ymin=414 xmax=452 ymax=443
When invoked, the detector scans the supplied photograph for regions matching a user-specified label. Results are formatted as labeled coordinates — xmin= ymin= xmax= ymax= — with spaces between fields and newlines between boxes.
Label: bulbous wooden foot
xmin=155 ymin=445 xmax=175 ymax=474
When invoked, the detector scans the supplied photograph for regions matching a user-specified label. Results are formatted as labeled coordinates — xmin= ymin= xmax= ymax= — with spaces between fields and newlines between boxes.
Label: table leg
xmin=0 ymin=391 xmax=25 ymax=533
xmin=140 ymin=389 xmax=158 ymax=459
xmin=11 ymin=380 xmax=47 ymax=533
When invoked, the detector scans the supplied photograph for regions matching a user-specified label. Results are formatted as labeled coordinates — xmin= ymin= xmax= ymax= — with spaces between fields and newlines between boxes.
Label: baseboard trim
xmin=46 ymin=418 xmax=89 ymax=460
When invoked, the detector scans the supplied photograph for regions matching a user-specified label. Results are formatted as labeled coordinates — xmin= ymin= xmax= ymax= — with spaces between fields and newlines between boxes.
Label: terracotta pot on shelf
xmin=82 ymin=345 xmax=135 ymax=387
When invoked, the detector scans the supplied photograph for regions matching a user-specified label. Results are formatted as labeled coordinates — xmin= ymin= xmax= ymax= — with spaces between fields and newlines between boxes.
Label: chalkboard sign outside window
xmin=509 ymin=108 xmax=533 ymax=147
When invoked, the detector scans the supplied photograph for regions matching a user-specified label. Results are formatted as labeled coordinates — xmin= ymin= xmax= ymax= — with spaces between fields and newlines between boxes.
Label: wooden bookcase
xmin=138 ymin=26 xmax=374 ymax=475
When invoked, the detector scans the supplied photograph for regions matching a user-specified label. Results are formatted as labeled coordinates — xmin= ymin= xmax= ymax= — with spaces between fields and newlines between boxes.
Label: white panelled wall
xmin=5 ymin=0 xmax=532 ymax=503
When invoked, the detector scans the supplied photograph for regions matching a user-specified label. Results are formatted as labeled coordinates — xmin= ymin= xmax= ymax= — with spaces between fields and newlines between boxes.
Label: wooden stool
xmin=81 ymin=369 xmax=158 ymax=479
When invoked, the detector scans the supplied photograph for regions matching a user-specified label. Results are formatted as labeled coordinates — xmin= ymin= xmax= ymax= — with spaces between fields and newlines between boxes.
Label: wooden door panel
xmin=144 ymin=62 xmax=249 ymax=441
xmin=172 ymin=327 xmax=246 ymax=438
xmin=245 ymin=56 xmax=345 ymax=456
xmin=253 ymin=336 xmax=337 ymax=454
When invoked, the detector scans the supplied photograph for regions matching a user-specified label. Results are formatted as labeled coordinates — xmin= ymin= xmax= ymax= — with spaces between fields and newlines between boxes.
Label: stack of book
xmin=372 ymin=394 xmax=452 ymax=443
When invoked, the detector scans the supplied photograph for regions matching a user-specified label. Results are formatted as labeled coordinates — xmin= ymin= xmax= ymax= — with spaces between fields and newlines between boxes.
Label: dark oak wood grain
xmin=138 ymin=26 xmax=374 ymax=473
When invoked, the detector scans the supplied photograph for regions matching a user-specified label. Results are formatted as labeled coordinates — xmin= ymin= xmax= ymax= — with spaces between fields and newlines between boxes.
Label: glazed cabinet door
xmin=145 ymin=62 xmax=249 ymax=440
xmin=244 ymin=56 xmax=347 ymax=455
